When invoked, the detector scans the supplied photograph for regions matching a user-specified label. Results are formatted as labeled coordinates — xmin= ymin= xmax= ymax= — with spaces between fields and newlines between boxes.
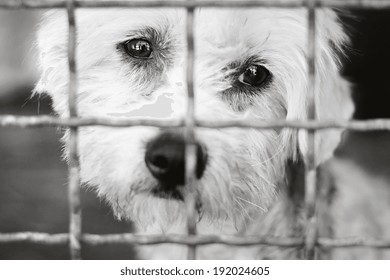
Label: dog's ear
xmin=297 ymin=76 xmax=354 ymax=165
xmin=33 ymin=11 xmax=69 ymax=115
xmin=302 ymin=9 xmax=354 ymax=165
xmin=284 ymin=9 xmax=354 ymax=165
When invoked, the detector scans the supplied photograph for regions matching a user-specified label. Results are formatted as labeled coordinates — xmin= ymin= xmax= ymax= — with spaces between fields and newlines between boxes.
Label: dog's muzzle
xmin=145 ymin=131 xmax=208 ymax=190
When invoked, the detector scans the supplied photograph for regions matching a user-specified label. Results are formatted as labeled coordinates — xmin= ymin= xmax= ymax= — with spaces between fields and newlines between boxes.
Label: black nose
xmin=145 ymin=131 xmax=207 ymax=186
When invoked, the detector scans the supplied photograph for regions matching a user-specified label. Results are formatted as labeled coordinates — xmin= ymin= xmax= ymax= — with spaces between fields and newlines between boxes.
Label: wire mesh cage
xmin=1 ymin=0 xmax=390 ymax=260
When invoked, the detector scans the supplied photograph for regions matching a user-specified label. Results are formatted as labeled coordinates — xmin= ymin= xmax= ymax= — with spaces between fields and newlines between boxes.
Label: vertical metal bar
xmin=66 ymin=0 xmax=82 ymax=260
xmin=304 ymin=0 xmax=318 ymax=260
xmin=185 ymin=7 xmax=198 ymax=260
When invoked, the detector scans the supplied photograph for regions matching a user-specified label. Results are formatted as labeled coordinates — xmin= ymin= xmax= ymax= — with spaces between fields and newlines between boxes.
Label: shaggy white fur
xmin=35 ymin=6 xmax=355 ymax=259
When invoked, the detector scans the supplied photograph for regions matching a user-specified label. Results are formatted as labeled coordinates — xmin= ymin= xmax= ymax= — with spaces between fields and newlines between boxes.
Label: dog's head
xmin=35 ymin=7 xmax=353 ymax=230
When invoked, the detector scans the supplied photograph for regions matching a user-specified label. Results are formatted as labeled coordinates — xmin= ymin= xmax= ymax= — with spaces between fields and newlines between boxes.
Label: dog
xmin=34 ymin=6 xmax=362 ymax=259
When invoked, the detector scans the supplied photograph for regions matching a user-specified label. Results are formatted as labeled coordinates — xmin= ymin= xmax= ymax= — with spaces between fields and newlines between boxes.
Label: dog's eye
xmin=238 ymin=65 xmax=270 ymax=87
xmin=123 ymin=39 xmax=153 ymax=59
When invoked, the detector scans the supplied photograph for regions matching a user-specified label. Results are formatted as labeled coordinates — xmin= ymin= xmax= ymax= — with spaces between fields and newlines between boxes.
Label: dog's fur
xmin=35 ymin=6 xmax=364 ymax=259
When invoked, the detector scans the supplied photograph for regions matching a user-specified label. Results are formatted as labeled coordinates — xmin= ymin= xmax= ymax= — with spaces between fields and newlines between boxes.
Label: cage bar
xmin=2 ymin=115 xmax=390 ymax=131
xmin=2 ymin=0 xmax=390 ymax=9
xmin=3 ymin=232 xmax=390 ymax=250
xmin=66 ymin=0 xmax=82 ymax=260
xmin=304 ymin=0 xmax=318 ymax=260
xmin=184 ymin=6 xmax=198 ymax=260
xmin=0 ymin=0 xmax=390 ymax=260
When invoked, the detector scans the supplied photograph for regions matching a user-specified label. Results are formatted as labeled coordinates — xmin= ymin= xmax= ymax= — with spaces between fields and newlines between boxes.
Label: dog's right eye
xmin=123 ymin=39 xmax=153 ymax=59
xmin=238 ymin=65 xmax=270 ymax=87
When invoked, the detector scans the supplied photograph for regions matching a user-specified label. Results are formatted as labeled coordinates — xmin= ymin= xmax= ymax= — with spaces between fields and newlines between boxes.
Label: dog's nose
xmin=145 ymin=131 xmax=207 ymax=186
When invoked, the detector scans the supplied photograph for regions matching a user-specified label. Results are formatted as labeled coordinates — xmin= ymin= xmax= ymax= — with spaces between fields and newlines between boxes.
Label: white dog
xmin=35 ymin=6 xmax=360 ymax=259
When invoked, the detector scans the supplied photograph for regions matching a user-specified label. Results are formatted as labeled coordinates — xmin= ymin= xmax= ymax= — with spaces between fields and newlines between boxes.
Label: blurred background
xmin=0 ymin=9 xmax=135 ymax=259
xmin=0 ymin=8 xmax=389 ymax=259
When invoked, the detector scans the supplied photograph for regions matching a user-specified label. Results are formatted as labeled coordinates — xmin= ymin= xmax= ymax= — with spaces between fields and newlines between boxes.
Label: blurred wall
xmin=0 ymin=10 xmax=40 ymax=101
xmin=342 ymin=10 xmax=390 ymax=119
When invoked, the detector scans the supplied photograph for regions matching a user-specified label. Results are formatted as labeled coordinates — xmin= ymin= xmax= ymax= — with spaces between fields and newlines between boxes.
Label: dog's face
xmin=35 ymin=8 xmax=353 ymax=230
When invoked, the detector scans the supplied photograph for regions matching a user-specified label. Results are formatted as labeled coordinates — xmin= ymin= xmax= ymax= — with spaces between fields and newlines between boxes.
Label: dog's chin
xmin=151 ymin=184 xmax=184 ymax=201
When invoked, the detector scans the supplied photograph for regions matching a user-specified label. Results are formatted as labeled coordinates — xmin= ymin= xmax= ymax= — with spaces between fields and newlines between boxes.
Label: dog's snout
xmin=145 ymin=132 xmax=207 ymax=186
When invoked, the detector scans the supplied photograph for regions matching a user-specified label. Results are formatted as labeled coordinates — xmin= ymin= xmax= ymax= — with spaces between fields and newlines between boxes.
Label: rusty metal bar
xmin=303 ymin=0 xmax=318 ymax=260
xmin=2 ymin=115 xmax=390 ymax=131
xmin=66 ymin=0 xmax=82 ymax=260
xmin=184 ymin=6 xmax=198 ymax=260
xmin=1 ymin=0 xmax=390 ymax=9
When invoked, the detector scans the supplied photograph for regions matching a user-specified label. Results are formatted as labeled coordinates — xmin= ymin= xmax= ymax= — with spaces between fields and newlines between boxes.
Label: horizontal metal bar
xmin=0 ymin=232 xmax=302 ymax=247
xmin=0 ymin=232 xmax=69 ymax=245
xmin=1 ymin=115 xmax=390 ymax=131
xmin=318 ymin=237 xmax=390 ymax=249
xmin=2 ymin=232 xmax=390 ymax=249
xmin=84 ymin=233 xmax=302 ymax=247
xmin=1 ymin=0 xmax=390 ymax=9
xmin=0 ymin=115 xmax=183 ymax=128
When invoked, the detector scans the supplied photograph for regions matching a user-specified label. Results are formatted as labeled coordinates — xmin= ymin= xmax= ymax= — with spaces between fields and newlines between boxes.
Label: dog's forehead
xmin=196 ymin=10 xmax=305 ymax=35
xmin=74 ymin=8 xmax=307 ymax=46
xmin=195 ymin=9 xmax=307 ymax=53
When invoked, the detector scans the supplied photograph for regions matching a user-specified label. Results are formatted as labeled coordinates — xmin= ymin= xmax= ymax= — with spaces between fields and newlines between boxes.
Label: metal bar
xmin=84 ymin=233 xmax=302 ymax=247
xmin=0 ymin=0 xmax=388 ymax=261
xmin=303 ymin=0 xmax=318 ymax=260
xmin=2 ymin=0 xmax=390 ymax=9
xmin=184 ymin=6 xmax=198 ymax=260
xmin=0 ymin=232 xmax=301 ymax=246
xmin=2 ymin=232 xmax=390 ymax=249
xmin=2 ymin=115 xmax=390 ymax=131
xmin=0 ymin=232 xmax=69 ymax=245
xmin=66 ymin=0 xmax=82 ymax=260
xmin=0 ymin=115 xmax=183 ymax=128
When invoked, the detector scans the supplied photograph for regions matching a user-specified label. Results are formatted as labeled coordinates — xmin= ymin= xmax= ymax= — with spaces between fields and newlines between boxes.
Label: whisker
xmin=237 ymin=197 xmax=267 ymax=213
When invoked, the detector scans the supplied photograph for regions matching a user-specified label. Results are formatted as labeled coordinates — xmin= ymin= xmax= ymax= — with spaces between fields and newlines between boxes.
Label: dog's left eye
xmin=238 ymin=65 xmax=270 ymax=87
xmin=123 ymin=39 xmax=153 ymax=59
